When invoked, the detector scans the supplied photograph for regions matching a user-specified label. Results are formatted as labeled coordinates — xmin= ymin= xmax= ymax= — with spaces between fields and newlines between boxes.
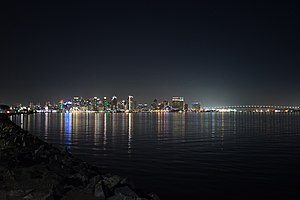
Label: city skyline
xmin=3 ymin=91 xmax=300 ymax=108
xmin=5 ymin=94 xmax=300 ymax=114
xmin=2 ymin=1 xmax=300 ymax=106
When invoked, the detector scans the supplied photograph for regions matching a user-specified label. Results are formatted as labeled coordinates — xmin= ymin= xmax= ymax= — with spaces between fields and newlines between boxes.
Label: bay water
xmin=11 ymin=112 xmax=300 ymax=199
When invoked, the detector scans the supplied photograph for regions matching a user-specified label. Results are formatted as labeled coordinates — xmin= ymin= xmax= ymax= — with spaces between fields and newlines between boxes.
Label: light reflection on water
xmin=11 ymin=112 xmax=300 ymax=200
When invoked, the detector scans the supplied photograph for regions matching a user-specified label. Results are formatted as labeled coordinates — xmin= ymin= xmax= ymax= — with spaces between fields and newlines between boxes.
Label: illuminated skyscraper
xmin=111 ymin=96 xmax=117 ymax=110
xmin=163 ymin=100 xmax=169 ymax=108
xmin=59 ymin=100 xmax=64 ymax=110
xmin=103 ymin=97 xmax=110 ymax=111
xmin=191 ymin=102 xmax=201 ymax=112
xmin=128 ymin=96 xmax=134 ymax=111
xmin=172 ymin=96 xmax=184 ymax=111
xmin=92 ymin=97 xmax=100 ymax=111
xmin=119 ymin=100 xmax=126 ymax=111
xmin=184 ymin=103 xmax=188 ymax=112
xmin=151 ymin=99 xmax=158 ymax=110
xmin=73 ymin=96 xmax=80 ymax=107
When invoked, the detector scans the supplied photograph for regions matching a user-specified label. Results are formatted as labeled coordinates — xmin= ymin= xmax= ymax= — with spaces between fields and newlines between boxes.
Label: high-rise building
xmin=128 ymin=96 xmax=134 ymax=111
xmin=163 ymin=100 xmax=169 ymax=108
xmin=111 ymin=96 xmax=118 ymax=110
xmin=158 ymin=102 xmax=164 ymax=110
xmin=137 ymin=103 xmax=148 ymax=112
xmin=73 ymin=96 xmax=80 ymax=107
xmin=117 ymin=100 xmax=126 ymax=111
xmin=59 ymin=100 xmax=64 ymax=110
xmin=184 ymin=103 xmax=188 ymax=112
xmin=103 ymin=97 xmax=110 ymax=111
xmin=191 ymin=102 xmax=201 ymax=112
xmin=91 ymin=97 xmax=100 ymax=111
xmin=172 ymin=96 xmax=184 ymax=111
xmin=151 ymin=99 xmax=158 ymax=110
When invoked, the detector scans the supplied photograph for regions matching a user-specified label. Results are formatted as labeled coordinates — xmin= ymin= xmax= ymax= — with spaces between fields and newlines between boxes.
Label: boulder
xmin=103 ymin=175 xmax=122 ymax=190
xmin=0 ymin=190 xmax=6 ymax=200
xmin=94 ymin=180 xmax=105 ymax=199
xmin=147 ymin=192 xmax=160 ymax=200
xmin=62 ymin=189 xmax=98 ymax=200
xmin=114 ymin=186 xmax=139 ymax=198
xmin=106 ymin=193 xmax=138 ymax=200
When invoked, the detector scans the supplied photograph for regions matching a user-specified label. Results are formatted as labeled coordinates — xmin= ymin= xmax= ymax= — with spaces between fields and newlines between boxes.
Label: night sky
xmin=2 ymin=1 xmax=300 ymax=106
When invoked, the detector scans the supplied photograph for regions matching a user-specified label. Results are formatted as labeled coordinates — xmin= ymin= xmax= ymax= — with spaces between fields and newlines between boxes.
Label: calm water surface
xmin=11 ymin=112 xmax=300 ymax=200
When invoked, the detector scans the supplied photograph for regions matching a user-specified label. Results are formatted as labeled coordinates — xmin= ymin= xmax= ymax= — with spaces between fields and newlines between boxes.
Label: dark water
xmin=11 ymin=112 xmax=300 ymax=200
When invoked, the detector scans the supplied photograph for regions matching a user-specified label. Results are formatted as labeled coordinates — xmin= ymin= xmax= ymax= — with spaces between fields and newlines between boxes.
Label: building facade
xmin=172 ymin=96 xmax=184 ymax=111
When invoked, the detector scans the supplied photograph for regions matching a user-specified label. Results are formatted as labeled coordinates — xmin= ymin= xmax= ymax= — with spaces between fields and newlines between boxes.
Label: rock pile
xmin=0 ymin=114 xmax=159 ymax=200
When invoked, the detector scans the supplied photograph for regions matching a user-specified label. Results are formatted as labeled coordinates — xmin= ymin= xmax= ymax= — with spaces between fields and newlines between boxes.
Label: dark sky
xmin=1 ymin=1 xmax=300 ymax=106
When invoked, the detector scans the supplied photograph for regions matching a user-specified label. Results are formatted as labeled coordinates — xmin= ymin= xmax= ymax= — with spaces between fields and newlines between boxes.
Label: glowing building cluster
xmin=7 ymin=96 xmax=199 ymax=113
xmin=6 ymin=96 xmax=299 ymax=114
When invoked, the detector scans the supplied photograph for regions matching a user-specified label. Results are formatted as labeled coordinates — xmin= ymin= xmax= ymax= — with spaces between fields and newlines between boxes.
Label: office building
xmin=128 ymin=96 xmax=134 ymax=111
xmin=191 ymin=102 xmax=201 ymax=112
xmin=172 ymin=96 xmax=184 ymax=111
xmin=111 ymin=96 xmax=118 ymax=110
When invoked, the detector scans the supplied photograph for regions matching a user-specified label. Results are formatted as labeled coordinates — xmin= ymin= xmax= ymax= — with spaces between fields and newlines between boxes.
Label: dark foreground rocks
xmin=0 ymin=114 xmax=160 ymax=200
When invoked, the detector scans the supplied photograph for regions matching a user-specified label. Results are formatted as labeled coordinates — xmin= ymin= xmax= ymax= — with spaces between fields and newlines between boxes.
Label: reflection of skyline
xmin=11 ymin=112 xmax=233 ymax=141
xmin=128 ymin=113 xmax=133 ymax=154
xmin=59 ymin=113 xmax=63 ymax=143
xmin=94 ymin=113 xmax=100 ymax=146
xmin=64 ymin=113 xmax=72 ymax=147
xmin=156 ymin=112 xmax=169 ymax=139
xmin=103 ymin=113 xmax=107 ymax=149
xmin=20 ymin=113 xmax=24 ymax=129
xmin=10 ymin=113 xmax=300 ymax=151
xmin=45 ymin=113 xmax=48 ymax=139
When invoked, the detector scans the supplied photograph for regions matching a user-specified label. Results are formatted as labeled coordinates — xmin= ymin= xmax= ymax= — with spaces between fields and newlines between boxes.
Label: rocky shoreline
xmin=0 ymin=114 xmax=159 ymax=200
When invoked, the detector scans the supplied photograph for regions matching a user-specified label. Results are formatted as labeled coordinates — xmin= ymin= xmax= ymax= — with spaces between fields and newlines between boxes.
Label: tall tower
xmin=128 ymin=96 xmax=134 ymax=112
xmin=73 ymin=96 xmax=80 ymax=107
xmin=111 ymin=96 xmax=118 ymax=111
xmin=151 ymin=99 xmax=158 ymax=110
xmin=103 ymin=97 xmax=110 ymax=111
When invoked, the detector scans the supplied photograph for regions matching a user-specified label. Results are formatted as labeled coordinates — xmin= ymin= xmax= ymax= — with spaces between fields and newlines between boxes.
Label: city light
xmin=2 ymin=96 xmax=299 ymax=114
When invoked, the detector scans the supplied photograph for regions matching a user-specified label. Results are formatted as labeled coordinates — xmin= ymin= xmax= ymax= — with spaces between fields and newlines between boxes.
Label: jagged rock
xmin=87 ymin=174 xmax=102 ymax=189
xmin=63 ymin=176 xmax=83 ymax=187
xmin=62 ymin=189 xmax=98 ymax=200
xmin=120 ymin=177 xmax=136 ymax=189
xmin=3 ymin=170 xmax=15 ymax=182
xmin=69 ymin=157 xmax=82 ymax=167
xmin=50 ymin=147 xmax=60 ymax=154
xmin=47 ymin=162 xmax=72 ymax=178
xmin=103 ymin=175 xmax=122 ymax=190
xmin=52 ymin=183 xmax=65 ymax=198
xmin=18 ymin=152 xmax=35 ymax=167
xmin=80 ymin=173 xmax=89 ymax=183
xmin=62 ymin=147 xmax=73 ymax=158
xmin=106 ymin=193 xmax=137 ymax=200
xmin=30 ymin=169 xmax=44 ymax=179
xmin=62 ymin=158 xmax=73 ymax=168
xmin=147 ymin=192 xmax=160 ymax=200
xmin=24 ymin=193 xmax=34 ymax=199
xmin=94 ymin=180 xmax=105 ymax=199
xmin=0 ymin=190 xmax=6 ymax=200
xmin=7 ymin=189 xmax=25 ymax=197
xmin=86 ymin=168 xmax=99 ymax=179
xmin=0 ymin=184 xmax=4 ymax=191
xmin=34 ymin=145 xmax=45 ymax=155
xmin=0 ymin=165 xmax=6 ymax=172
xmin=114 ymin=186 xmax=139 ymax=198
